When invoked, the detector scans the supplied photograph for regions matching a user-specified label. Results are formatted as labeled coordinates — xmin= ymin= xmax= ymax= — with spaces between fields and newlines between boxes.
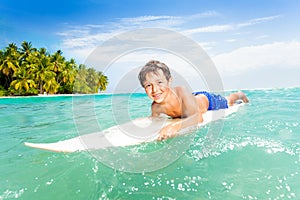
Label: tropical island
xmin=0 ymin=41 xmax=108 ymax=96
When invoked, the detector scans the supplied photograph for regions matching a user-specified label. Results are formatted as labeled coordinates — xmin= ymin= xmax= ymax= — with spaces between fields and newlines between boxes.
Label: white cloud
xmin=237 ymin=15 xmax=280 ymax=28
xmin=119 ymin=15 xmax=181 ymax=24
xmin=256 ymin=35 xmax=269 ymax=39
xmin=57 ymin=11 xmax=223 ymax=47
xmin=57 ymin=13 xmax=281 ymax=64
xmin=213 ymin=41 xmax=300 ymax=75
xmin=191 ymin=10 xmax=220 ymax=18
xmin=182 ymin=15 xmax=280 ymax=35
xmin=118 ymin=11 xmax=219 ymax=25
xmin=57 ymin=11 xmax=220 ymax=62
xmin=182 ymin=24 xmax=234 ymax=35
xmin=225 ymin=39 xmax=237 ymax=43
xmin=198 ymin=41 xmax=216 ymax=50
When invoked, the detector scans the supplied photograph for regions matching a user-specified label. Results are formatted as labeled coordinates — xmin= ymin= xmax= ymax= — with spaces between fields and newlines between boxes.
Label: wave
xmin=188 ymin=135 xmax=300 ymax=160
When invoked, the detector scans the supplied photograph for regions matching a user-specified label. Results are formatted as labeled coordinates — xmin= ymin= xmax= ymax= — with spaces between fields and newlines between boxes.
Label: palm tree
xmin=0 ymin=49 xmax=5 ymax=88
xmin=51 ymin=50 xmax=65 ymax=73
xmin=19 ymin=41 xmax=36 ymax=61
xmin=43 ymin=71 xmax=59 ymax=94
xmin=0 ymin=42 xmax=108 ymax=96
xmin=10 ymin=66 xmax=37 ymax=95
xmin=57 ymin=58 xmax=77 ymax=93
xmin=86 ymin=68 xmax=99 ymax=92
xmin=97 ymin=72 xmax=108 ymax=92
xmin=29 ymin=48 xmax=55 ymax=94
xmin=0 ymin=43 xmax=20 ymax=88
xmin=73 ymin=64 xmax=91 ymax=94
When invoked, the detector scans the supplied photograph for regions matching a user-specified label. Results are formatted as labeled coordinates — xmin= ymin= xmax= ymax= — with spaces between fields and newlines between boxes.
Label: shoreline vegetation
xmin=0 ymin=41 xmax=108 ymax=96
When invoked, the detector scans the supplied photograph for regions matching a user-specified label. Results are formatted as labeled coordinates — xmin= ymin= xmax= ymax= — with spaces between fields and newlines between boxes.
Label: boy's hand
xmin=157 ymin=124 xmax=179 ymax=141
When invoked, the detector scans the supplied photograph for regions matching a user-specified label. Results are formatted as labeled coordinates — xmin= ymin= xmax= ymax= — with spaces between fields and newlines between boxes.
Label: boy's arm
xmin=157 ymin=87 xmax=203 ymax=141
xmin=151 ymin=102 xmax=162 ymax=117
xmin=157 ymin=112 xmax=203 ymax=140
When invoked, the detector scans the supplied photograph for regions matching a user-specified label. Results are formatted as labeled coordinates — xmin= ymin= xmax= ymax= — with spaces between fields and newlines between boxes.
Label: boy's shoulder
xmin=173 ymin=86 xmax=190 ymax=96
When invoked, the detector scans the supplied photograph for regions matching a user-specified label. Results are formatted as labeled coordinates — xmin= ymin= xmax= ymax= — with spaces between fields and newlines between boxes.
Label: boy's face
xmin=143 ymin=69 xmax=171 ymax=104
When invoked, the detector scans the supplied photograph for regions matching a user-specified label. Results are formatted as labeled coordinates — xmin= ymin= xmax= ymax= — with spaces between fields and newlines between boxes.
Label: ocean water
xmin=1 ymin=87 xmax=300 ymax=200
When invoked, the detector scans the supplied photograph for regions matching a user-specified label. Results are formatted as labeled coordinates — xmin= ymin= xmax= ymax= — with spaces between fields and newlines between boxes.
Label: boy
xmin=138 ymin=60 xmax=249 ymax=140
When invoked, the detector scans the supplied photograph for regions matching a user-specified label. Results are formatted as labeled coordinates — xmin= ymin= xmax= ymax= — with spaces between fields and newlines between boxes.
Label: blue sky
xmin=1 ymin=0 xmax=300 ymax=91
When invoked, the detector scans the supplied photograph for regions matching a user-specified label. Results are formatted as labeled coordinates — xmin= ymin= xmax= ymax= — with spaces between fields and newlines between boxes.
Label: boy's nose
xmin=152 ymin=84 xmax=158 ymax=92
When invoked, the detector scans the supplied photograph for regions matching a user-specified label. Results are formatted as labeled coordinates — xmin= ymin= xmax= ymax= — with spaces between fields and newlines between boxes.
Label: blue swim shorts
xmin=192 ymin=91 xmax=228 ymax=110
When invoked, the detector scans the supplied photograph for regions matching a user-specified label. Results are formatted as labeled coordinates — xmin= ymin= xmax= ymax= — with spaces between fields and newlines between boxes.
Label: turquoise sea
xmin=1 ymin=87 xmax=300 ymax=200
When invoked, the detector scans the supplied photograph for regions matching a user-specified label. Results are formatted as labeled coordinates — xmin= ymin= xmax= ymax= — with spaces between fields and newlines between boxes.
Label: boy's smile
xmin=143 ymin=70 xmax=171 ymax=104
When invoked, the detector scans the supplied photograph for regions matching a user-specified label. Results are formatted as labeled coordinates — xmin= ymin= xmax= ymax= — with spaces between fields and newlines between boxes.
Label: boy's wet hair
xmin=138 ymin=60 xmax=171 ymax=87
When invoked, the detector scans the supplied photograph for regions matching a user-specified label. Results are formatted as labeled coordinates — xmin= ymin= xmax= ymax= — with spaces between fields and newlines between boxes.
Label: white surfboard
xmin=24 ymin=103 xmax=244 ymax=153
